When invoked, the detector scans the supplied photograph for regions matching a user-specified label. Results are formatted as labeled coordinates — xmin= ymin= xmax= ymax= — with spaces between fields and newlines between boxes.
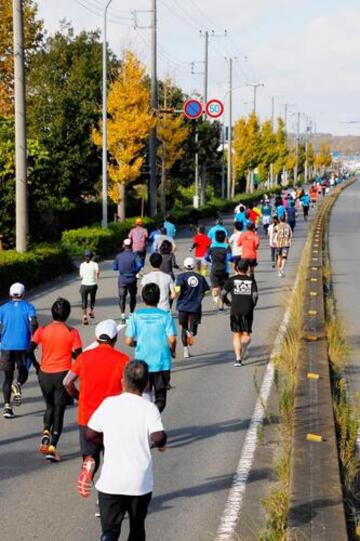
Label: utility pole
xmin=13 ymin=0 xmax=28 ymax=252
xmin=247 ymin=82 xmax=264 ymax=113
xmin=149 ymin=0 xmax=158 ymax=217
xmin=101 ymin=0 xmax=113 ymax=228
xmin=270 ymin=96 xmax=275 ymax=187
xmin=294 ymin=112 xmax=300 ymax=184
xmin=227 ymin=57 xmax=233 ymax=200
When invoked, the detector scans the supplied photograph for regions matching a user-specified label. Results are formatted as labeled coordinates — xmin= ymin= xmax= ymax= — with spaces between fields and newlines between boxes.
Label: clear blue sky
xmin=37 ymin=0 xmax=360 ymax=136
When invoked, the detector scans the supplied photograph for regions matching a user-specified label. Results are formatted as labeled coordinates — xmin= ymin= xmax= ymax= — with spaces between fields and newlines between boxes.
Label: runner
xmin=234 ymin=204 xmax=246 ymax=226
xmin=300 ymin=192 xmax=311 ymax=221
xmin=229 ymin=221 xmax=243 ymax=266
xmin=286 ymin=199 xmax=297 ymax=232
xmin=247 ymin=203 xmax=261 ymax=228
xmin=163 ymin=213 xmax=177 ymax=238
xmin=275 ymin=216 xmax=293 ymax=277
xmin=86 ymin=360 xmax=167 ymax=541
xmin=63 ymin=319 xmax=129 ymax=497
xmin=148 ymin=225 xmax=162 ymax=254
xmin=221 ymin=260 xmax=258 ymax=366
xmin=237 ymin=222 xmax=260 ymax=277
xmin=159 ymin=239 xmax=179 ymax=281
xmin=208 ymin=218 xmax=229 ymax=245
xmin=128 ymin=218 xmax=148 ymax=265
xmin=112 ymin=239 xmax=143 ymax=324
xmin=267 ymin=215 xmax=279 ymax=268
xmin=141 ymin=253 xmax=176 ymax=312
xmin=0 ymin=282 xmax=38 ymax=419
xmin=206 ymin=230 xmax=232 ymax=311
xmin=79 ymin=250 xmax=100 ymax=325
xmin=154 ymin=227 xmax=176 ymax=253
xmin=175 ymin=257 xmax=210 ymax=359
xmin=261 ymin=198 xmax=272 ymax=234
xmin=125 ymin=283 xmax=177 ymax=412
xmin=191 ymin=225 xmax=211 ymax=276
xmin=30 ymin=298 xmax=82 ymax=462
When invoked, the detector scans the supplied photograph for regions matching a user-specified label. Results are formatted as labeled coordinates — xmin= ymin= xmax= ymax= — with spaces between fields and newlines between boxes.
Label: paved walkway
xmin=0 ymin=207 xmax=312 ymax=541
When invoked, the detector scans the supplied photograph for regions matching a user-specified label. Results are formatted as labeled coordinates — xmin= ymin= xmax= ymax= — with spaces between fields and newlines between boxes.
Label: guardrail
xmin=287 ymin=185 xmax=354 ymax=541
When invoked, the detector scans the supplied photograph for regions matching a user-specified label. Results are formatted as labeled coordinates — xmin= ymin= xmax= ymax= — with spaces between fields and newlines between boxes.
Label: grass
xmin=259 ymin=230 xmax=312 ymax=541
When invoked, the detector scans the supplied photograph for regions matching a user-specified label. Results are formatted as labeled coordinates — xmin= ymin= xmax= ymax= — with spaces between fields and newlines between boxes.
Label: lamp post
xmin=102 ymin=0 xmax=113 ymax=228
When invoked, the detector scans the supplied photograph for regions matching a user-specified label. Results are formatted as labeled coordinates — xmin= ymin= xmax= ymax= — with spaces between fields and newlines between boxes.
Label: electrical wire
xmin=74 ymin=0 xmax=133 ymax=25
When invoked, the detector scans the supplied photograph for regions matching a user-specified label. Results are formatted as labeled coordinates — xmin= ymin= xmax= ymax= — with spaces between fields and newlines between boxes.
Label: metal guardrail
xmin=287 ymin=188 xmax=350 ymax=541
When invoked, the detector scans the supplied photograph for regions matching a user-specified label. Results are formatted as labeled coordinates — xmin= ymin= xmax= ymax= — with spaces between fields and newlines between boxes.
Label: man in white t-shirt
xmin=79 ymin=251 xmax=100 ymax=325
xmin=141 ymin=253 xmax=176 ymax=311
xmin=229 ymin=222 xmax=243 ymax=265
xmin=86 ymin=360 xmax=167 ymax=541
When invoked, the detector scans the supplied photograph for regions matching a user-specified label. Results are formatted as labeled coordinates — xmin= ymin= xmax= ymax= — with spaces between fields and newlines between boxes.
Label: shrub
xmin=0 ymin=245 xmax=73 ymax=298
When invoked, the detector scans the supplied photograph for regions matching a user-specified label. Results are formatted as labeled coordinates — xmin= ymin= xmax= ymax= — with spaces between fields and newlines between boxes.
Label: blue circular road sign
xmin=184 ymin=99 xmax=203 ymax=119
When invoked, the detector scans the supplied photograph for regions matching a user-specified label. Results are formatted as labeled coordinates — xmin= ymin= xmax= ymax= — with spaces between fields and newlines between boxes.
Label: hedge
xmin=61 ymin=187 xmax=282 ymax=257
xmin=0 ymin=244 xmax=73 ymax=298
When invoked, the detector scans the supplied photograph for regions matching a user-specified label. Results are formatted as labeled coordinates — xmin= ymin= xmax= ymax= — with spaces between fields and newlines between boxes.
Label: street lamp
xmin=102 ymin=0 xmax=113 ymax=228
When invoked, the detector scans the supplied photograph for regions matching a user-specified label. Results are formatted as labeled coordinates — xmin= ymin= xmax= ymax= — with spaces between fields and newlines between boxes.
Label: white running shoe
xmin=183 ymin=347 xmax=190 ymax=359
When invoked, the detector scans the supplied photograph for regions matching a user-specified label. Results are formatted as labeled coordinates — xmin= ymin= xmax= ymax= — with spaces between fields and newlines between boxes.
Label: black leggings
xmin=99 ymin=491 xmax=152 ymax=541
xmin=44 ymin=403 xmax=66 ymax=446
xmin=80 ymin=285 xmax=98 ymax=310
xmin=149 ymin=371 xmax=170 ymax=412
xmin=118 ymin=283 xmax=137 ymax=314
xmin=3 ymin=367 xmax=28 ymax=404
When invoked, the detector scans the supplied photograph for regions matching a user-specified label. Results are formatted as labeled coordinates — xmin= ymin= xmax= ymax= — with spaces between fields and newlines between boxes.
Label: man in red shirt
xmin=237 ymin=222 xmax=260 ymax=277
xmin=64 ymin=319 xmax=129 ymax=497
xmin=30 ymin=298 xmax=83 ymax=462
xmin=191 ymin=225 xmax=211 ymax=276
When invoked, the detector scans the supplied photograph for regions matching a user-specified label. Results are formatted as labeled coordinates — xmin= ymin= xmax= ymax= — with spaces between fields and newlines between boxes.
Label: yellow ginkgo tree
xmin=92 ymin=50 xmax=154 ymax=220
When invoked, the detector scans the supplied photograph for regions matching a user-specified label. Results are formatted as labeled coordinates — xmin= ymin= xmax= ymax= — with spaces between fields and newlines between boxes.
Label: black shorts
xmin=38 ymin=370 xmax=73 ymax=407
xmin=178 ymin=311 xmax=202 ymax=334
xmin=0 ymin=350 xmax=26 ymax=372
xmin=210 ymin=272 xmax=229 ymax=288
xmin=230 ymin=313 xmax=254 ymax=333
xmin=241 ymin=259 xmax=258 ymax=268
xmin=79 ymin=424 xmax=103 ymax=457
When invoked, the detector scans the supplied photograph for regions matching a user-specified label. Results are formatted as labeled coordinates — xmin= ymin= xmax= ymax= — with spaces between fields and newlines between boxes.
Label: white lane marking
xmin=84 ymin=323 xmax=127 ymax=351
xmin=215 ymin=273 xmax=299 ymax=541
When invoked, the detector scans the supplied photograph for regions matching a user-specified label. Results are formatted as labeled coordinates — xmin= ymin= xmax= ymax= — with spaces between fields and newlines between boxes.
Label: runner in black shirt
xmin=176 ymin=258 xmax=210 ymax=358
xmin=206 ymin=230 xmax=232 ymax=312
xmin=221 ymin=260 xmax=258 ymax=366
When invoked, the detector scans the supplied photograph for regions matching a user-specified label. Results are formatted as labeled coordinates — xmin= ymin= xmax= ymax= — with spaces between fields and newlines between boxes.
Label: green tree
xmin=27 ymin=26 xmax=112 ymax=213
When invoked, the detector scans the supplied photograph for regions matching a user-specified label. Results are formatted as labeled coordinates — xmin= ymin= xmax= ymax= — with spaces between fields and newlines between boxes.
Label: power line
xmin=158 ymin=0 xmax=199 ymax=31
xmin=75 ymin=0 xmax=133 ymax=24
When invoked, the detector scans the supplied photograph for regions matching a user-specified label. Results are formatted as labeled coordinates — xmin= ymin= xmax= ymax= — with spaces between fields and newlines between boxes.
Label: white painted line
xmin=215 ymin=273 xmax=300 ymax=541
xmin=84 ymin=322 xmax=127 ymax=351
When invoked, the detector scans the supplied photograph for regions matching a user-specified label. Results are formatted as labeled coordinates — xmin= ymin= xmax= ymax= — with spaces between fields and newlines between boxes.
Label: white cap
xmin=184 ymin=257 xmax=195 ymax=270
xmin=95 ymin=319 xmax=118 ymax=342
xmin=123 ymin=238 xmax=132 ymax=247
xmin=9 ymin=282 xmax=25 ymax=297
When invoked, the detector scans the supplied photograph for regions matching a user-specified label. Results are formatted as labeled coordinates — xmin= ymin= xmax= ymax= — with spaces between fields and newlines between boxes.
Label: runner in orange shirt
xmin=30 ymin=298 xmax=83 ymax=462
xmin=64 ymin=319 xmax=129 ymax=498
xmin=237 ymin=222 xmax=260 ymax=277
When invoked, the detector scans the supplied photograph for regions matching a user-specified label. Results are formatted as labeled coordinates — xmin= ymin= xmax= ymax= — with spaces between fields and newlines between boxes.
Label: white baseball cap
xmin=184 ymin=257 xmax=195 ymax=270
xmin=95 ymin=319 xmax=118 ymax=342
xmin=123 ymin=238 xmax=132 ymax=247
xmin=9 ymin=282 xmax=25 ymax=297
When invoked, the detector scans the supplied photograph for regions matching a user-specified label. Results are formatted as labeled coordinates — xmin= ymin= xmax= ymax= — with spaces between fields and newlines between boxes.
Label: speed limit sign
xmin=205 ymin=99 xmax=224 ymax=118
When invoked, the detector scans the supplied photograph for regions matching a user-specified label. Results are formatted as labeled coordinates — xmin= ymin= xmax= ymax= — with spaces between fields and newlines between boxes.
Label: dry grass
xmin=259 ymin=232 xmax=312 ymax=541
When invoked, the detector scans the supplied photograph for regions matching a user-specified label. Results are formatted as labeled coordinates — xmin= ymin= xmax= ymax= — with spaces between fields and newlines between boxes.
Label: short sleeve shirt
xmin=32 ymin=322 xmax=82 ymax=373
xmin=224 ymin=274 xmax=257 ymax=316
xmin=80 ymin=261 xmax=99 ymax=286
xmin=192 ymin=233 xmax=211 ymax=258
xmin=71 ymin=344 xmax=129 ymax=425
xmin=176 ymin=272 xmax=210 ymax=313
xmin=88 ymin=393 xmax=164 ymax=495
xmin=126 ymin=308 xmax=177 ymax=372
xmin=0 ymin=300 xmax=36 ymax=350
xmin=141 ymin=271 xmax=174 ymax=311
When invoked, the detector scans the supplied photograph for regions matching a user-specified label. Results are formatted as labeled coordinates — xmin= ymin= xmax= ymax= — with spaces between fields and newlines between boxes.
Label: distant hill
xmin=310 ymin=134 xmax=360 ymax=155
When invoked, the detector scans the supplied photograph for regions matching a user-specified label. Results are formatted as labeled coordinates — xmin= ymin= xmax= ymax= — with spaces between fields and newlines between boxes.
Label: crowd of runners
xmin=0 ymin=175 xmax=346 ymax=540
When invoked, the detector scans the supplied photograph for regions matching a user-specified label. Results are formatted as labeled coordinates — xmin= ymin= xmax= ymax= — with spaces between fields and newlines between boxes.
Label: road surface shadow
xmin=167 ymin=417 xmax=251 ymax=449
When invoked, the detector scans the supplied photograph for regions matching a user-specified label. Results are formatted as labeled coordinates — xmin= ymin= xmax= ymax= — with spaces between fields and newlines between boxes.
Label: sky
xmin=36 ymin=0 xmax=360 ymax=136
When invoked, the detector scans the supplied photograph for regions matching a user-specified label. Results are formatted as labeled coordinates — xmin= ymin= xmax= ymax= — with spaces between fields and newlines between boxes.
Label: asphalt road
xmin=329 ymin=179 xmax=360 ymax=400
xmin=0 ymin=206 xmax=312 ymax=541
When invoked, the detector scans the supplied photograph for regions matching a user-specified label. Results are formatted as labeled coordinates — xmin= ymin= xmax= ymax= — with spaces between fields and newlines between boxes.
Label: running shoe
xmin=89 ymin=310 xmax=95 ymax=319
xmin=94 ymin=498 xmax=101 ymax=518
xmin=77 ymin=456 xmax=96 ymax=498
xmin=183 ymin=347 xmax=191 ymax=359
xmin=46 ymin=445 xmax=61 ymax=463
xmin=82 ymin=315 xmax=89 ymax=325
xmin=120 ymin=313 xmax=127 ymax=325
xmin=234 ymin=360 xmax=242 ymax=367
xmin=11 ymin=382 xmax=22 ymax=406
xmin=3 ymin=404 xmax=14 ymax=419
xmin=39 ymin=430 xmax=50 ymax=455
xmin=218 ymin=307 xmax=224 ymax=313
xmin=186 ymin=331 xmax=195 ymax=346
